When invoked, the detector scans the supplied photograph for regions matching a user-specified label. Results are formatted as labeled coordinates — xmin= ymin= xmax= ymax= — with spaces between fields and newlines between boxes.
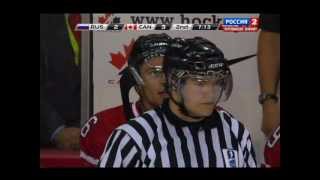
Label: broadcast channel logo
xmin=220 ymin=17 xmax=259 ymax=32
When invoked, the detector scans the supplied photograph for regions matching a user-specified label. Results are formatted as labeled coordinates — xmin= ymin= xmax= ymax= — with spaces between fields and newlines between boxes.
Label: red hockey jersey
xmin=80 ymin=102 xmax=141 ymax=166
xmin=263 ymin=126 xmax=280 ymax=167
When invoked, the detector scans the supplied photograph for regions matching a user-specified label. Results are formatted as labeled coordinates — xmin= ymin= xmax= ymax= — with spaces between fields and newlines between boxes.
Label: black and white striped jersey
xmin=99 ymin=100 xmax=257 ymax=168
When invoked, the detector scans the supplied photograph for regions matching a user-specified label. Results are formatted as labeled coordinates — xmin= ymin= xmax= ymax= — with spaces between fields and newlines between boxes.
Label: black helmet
xmin=127 ymin=33 xmax=171 ymax=85
xmin=119 ymin=33 xmax=171 ymax=119
xmin=162 ymin=37 xmax=233 ymax=119
xmin=164 ymin=36 xmax=233 ymax=101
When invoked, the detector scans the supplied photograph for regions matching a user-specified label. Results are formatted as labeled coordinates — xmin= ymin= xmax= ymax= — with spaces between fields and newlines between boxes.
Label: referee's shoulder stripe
xmin=217 ymin=109 xmax=232 ymax=127
xmin=219 ymin=112 xmax=233 ymax=149
xmin=216 ymin=106 xmax=234 ymax=118
xmin=218 ymin=108 xmax=246 ymax=141
xmin=217 ymin=108 xmax=250 ymax=153
xmin=230 ymin=118 xmax=240 ymax=139
xmin=103 ymin=128 xmax=122 ymax=158
xmin=145 ymin=109 xmax=162 ymax=125
xmin=122 ymin=143 xmax=139 ymax=167
xmin=142 ymin=111 xmax=163 ymax=167
xmin=134 ymin=116 xmax=156 ymax=142
xmin=111 ymin=133 xmax=131 ymax=167
xmin=115 ymin=123 xmax=147 ymax=160
xmin=155 ymin=108 xmax=178 ymax=167
xmin=126 ymin=118 xmax=151 ymax=151
xmin=240 ymin=129 xmax=250 ymax=151
xmin=141 ymin=112 xmax=158 ymax=134
xmin=100 ymin=129 xmax=122 ymax=166
xmin=101 ymin=130 xmax=126 ymax=167
xmin=217 ymin=109 xmax=238 ymax=137
xmin=146 ymin=109 xmax=172 ymax=167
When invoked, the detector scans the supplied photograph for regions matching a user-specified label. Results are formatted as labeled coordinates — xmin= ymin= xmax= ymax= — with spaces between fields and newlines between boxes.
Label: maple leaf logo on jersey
xmin=109 ymin=39 xmax=135 ymax=71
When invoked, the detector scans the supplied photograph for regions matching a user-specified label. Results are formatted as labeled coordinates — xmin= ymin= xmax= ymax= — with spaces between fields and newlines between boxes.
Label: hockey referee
xmin=98 ymin=36 xmax=257 ymax=168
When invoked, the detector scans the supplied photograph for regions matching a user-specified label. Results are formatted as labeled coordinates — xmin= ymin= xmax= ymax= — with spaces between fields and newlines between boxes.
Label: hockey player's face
xmin=139 ymin=57 xmax=167 ymax=110
xmin=180 ymin=76 xmax=221 ymax=117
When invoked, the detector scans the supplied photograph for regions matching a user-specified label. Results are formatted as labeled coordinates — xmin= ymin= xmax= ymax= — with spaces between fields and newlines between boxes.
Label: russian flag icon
xmin=75 ymin=24 xmax=89 ymax=31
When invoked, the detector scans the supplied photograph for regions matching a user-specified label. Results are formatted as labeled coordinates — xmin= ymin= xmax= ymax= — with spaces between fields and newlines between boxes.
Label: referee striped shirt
xmin=99 ymin=100 xmax=257 ymax=168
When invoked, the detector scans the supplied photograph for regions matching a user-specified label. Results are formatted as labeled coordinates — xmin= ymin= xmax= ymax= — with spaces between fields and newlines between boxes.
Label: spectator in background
xmin=40 ymin=14 xmax=81 ymax=150
xmin=257 ymin=14 xmax=280 ymax=167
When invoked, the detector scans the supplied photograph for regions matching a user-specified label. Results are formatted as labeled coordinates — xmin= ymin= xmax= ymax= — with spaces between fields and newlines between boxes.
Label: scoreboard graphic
xmin=76 ymin=17 xmax=259 ymax=32
xmin=76 ymin=23 xmax=219 ymax=31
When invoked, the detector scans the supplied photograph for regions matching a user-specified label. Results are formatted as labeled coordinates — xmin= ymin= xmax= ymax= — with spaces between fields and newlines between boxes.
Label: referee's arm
xmin=240 ymin=129 xmax=257 ymax=167
xmin=98 ymin=129 xmax=143 ymax=168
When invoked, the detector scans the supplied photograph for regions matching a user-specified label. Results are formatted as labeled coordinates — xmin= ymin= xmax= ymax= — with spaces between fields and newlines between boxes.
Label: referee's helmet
xmin=163 ymin=37 xmax=233 ymax=103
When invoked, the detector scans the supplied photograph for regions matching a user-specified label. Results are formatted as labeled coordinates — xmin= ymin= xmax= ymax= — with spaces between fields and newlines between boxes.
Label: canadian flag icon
xmin=125 ymin=24 xmax=137 ymax=31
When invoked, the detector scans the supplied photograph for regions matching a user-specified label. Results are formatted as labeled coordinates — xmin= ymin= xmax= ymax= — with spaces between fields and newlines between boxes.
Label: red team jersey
xmin=80 ymin=102 xmax=142 ymax=166
xmin=263 ymin=126 xmax=280 ymax=167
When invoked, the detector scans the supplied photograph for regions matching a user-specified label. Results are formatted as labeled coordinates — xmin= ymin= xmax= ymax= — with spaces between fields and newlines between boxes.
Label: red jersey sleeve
xmin=264 ymin=126 xmax=280 ymax=167
xmin=80 ymin=105 xmax=127 ymax=166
